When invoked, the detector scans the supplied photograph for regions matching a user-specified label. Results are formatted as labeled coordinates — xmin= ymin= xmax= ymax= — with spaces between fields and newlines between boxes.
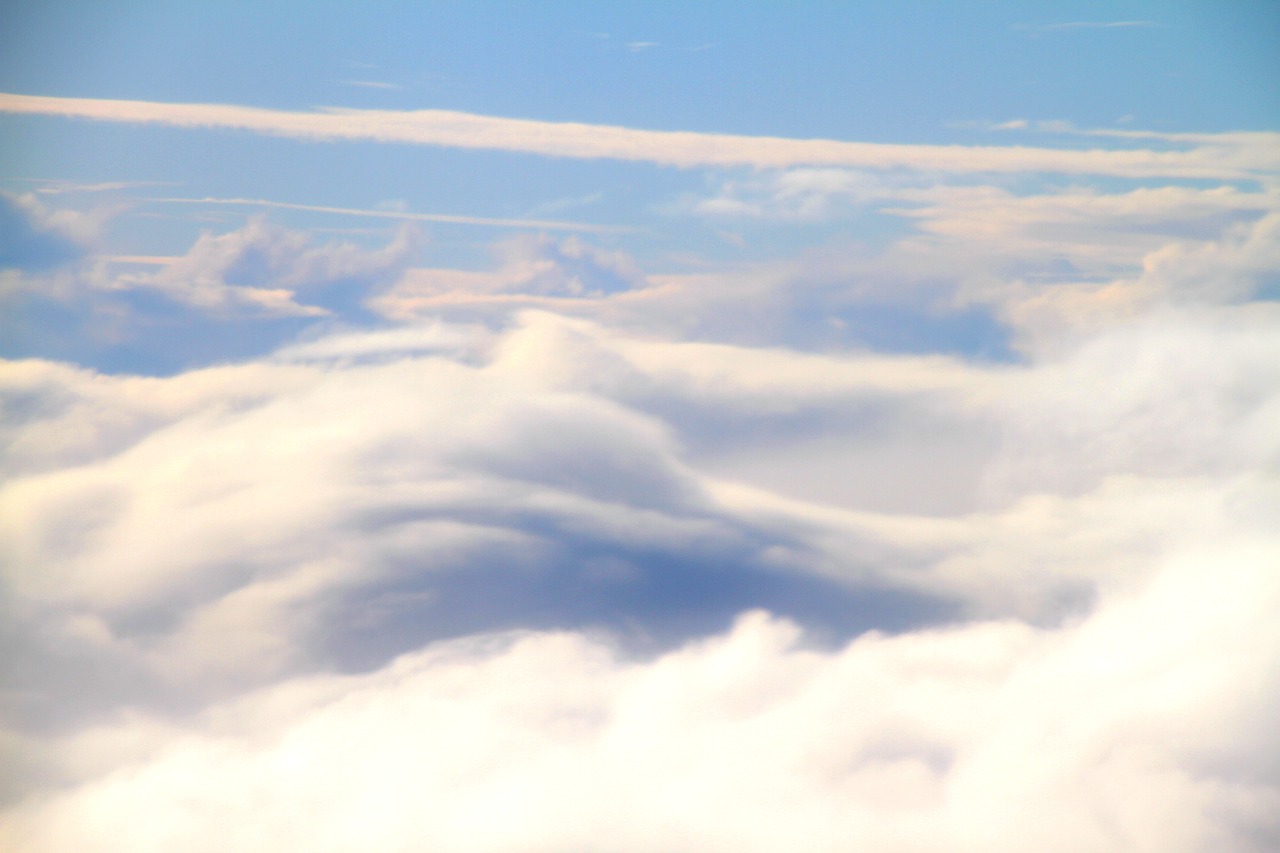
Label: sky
xmin=1 ymin=2 xmax=1279 ymax=850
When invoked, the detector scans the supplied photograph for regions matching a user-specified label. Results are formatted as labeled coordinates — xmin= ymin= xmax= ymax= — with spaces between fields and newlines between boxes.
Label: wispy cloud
xmin=1015 ymin=20 xmax=1160 ymax=35
xmin=22 ymin=179 xmax=177 ymax=195
xmin=3 ymin=93 xmax=1276 ymax=179
xmin=0 ymin=191 xmax=95 ymax=269
xmin=340 ymin=80 xmax=404 ymax=91
xmin=142 ymin=196 xmax=634 ymax=234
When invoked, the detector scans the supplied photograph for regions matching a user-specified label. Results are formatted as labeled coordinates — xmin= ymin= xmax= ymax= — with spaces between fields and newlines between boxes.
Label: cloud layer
xmin=3 ymin=263 xmax=1279 ymax=846
xmin=3 ymin=74 xmax=1279 ymax=851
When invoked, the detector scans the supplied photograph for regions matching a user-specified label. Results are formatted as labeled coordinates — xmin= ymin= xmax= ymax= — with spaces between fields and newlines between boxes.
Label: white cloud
xmin=3 ymin=237 xmax=1279 ymax=844
xmin=340 ymin=80 xmax=404 ymax=91
xmin=143 ymin=196 xmax=631 ymax=234
xmin=3 ymin=283 xmax=1278 ymax=704
xmin=2 ymin=527 xmax=1277 ymax=852
xmin=30 ymin=180 xmax=174 ymax=196
xmin=0 ymin=192 xmax=97 ymax=272
xmin=1015 ymin=20 xmax=1160 ymax=35
xmin=688 ymin=171 xmax=1278 ymax=269
xmin=653 ymin=172 xmax=1280 ymax=363
xmin=108 ymin=216 xmax=420 ymax=317
xmin=371 ymin=235 xmax=642 ymax=319
xmin=2 ymin=93 xmax=1276 ymax=179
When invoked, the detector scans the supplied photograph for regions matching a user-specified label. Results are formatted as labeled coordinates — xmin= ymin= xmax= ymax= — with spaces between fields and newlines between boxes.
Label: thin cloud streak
xmin=1020 ymin=20 xmax=1159 ymax=31
xmin=2 ymin=93 xmax=1276 ymax=179
xmin=24 ymin=179 xmax=178 ymax=195
xmin=142 ymin=196 xmax=635 ymax=234
xmin=340 ymin=80 xmax=404 ymax=91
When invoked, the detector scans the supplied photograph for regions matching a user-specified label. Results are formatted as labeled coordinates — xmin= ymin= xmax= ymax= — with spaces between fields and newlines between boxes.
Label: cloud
xmin=1000 ymin=213 xmax=1280 ymax=352
xmin=0 ymin=192 xmax=93 ymax=271
xmin=879 ymin=184 xmax=1280 ymax=282
xmin=143 ymin=196 xmax=631 ymax=234
xmin=340 ymin=80 xmax=404 ymax=91
xmin=2 ymin=93 xmax=1277 ymax=179
xmin=371 ymin=234 xmax=643 ymax=319
xmin=2 ymin=532 xmax=1277 ymax=852
xmin=686 ymin=168 xmax=889 ymax=220
xmin=656 ymin=169 xmax=1280 ymax=364
xmin=30 ymin=181 xmax=175 ymax=196
xmin=111 ymin=216 xmax=419 ymax=317
xmin=0 ymin=214 xmax=430 ymax=372
xmin=3 ymin=287 xmax=1278 ymax=706
xmin=1015 ymin=20 xmax=1160 ymax=34
xmin=2 ymin=67 xmax=1279 ymax=851
xmin=3 ymin=217 xmax=1279 ymax=844
xmin=689 ymin=169 xmax=1278 ymax=248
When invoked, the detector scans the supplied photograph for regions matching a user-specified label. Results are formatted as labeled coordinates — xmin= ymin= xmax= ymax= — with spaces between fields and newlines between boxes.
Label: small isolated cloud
xmin=687 ymin=168 xmax=889 ymax=220
xmin=1 ymin=213 xmax=430 ymax=370
xmin=340 ymin=80 xmax=404 ymax=91
xmin=114 ymin=216 xmax=421 ymax=317
xmin=0 ymin=192 xmax=93 ymax=271
xmin=487 ymin=234 xmax=640 ymax=297
xmin=30 ymin=180 xmax=175 ymax=196
xmin=1015 ymin=20 xmax=1160 ymax=35
xmin=370 ymin=234 xmax=643 ymax=319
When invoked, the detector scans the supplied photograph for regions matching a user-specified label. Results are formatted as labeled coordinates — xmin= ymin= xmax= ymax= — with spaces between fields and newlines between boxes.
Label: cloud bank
xmin=3 ymin=264 xmax=1279 ymax=848
xmin=3 ymin=68 xmax=1279 ymax=852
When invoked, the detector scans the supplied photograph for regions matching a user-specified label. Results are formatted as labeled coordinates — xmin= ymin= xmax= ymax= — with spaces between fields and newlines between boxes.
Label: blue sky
xmin=2 ymin=3 xmax=1280 ymax=851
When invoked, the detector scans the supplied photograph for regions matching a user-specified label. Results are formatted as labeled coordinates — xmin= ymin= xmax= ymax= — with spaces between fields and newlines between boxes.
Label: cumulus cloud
xmin=1 ymin=212 xmax=429 ymax=371
xmin=642 ymin=170 xmax=1280 ymax=365
xmin=0 ymin=192 xmax=94 ymax=272
xmin=112 ymin=216 xmax=420 ymax=317
xmin=371 ymin=235 xmax=643 ymax=320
